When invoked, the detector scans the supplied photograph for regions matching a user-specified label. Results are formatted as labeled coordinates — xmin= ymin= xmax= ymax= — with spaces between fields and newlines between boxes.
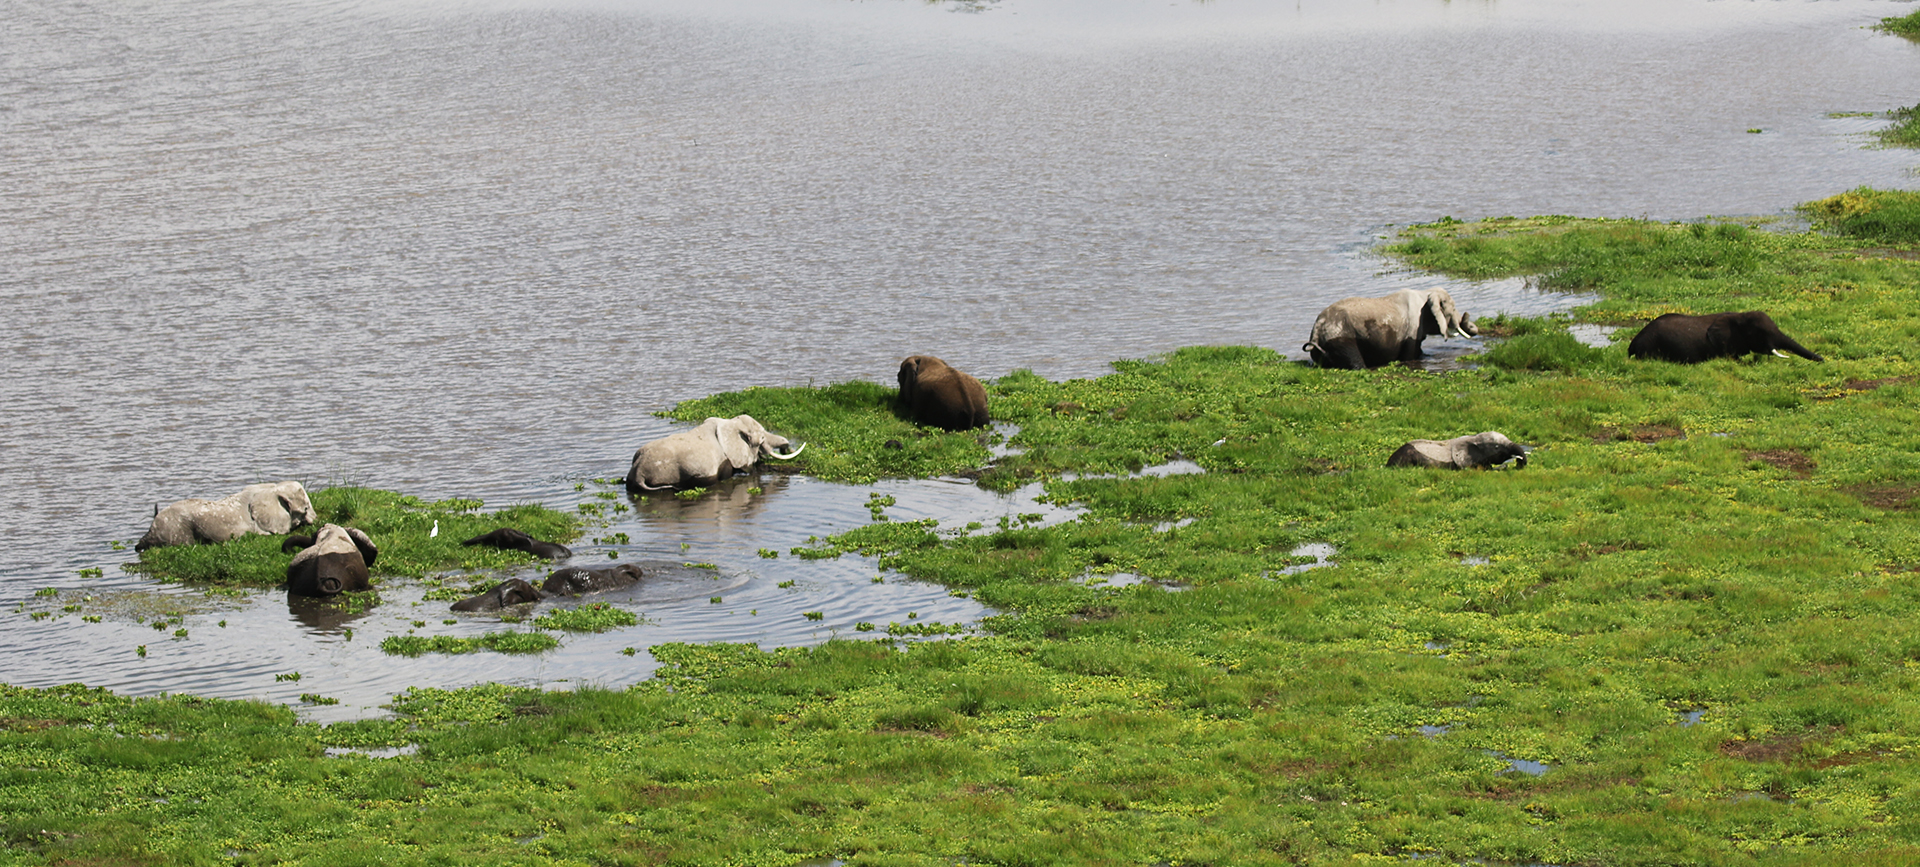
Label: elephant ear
xmin=346 ymin=527 xmax=379 ymax=568
xmin=716 ymin=420 xmax=757 ymax=470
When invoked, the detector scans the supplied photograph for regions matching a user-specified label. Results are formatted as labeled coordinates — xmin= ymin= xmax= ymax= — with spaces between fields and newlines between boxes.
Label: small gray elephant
xmin=1303 ymin=288 xmax=1478 ymax=369
xmin=898 ymin=355 xmax=990 ymax=431
xmin=1626 ymin=311 xmax=1822 ymax=364
xmin=626 ymin=415 xmax=805 ymax=492
xmin=282 ymin=524 xmax=378 ymax=597
xmin=136 ymin=481 xmax=318 ymax=552
xmin=1387 ymin=432 xmax=1528 ymax=470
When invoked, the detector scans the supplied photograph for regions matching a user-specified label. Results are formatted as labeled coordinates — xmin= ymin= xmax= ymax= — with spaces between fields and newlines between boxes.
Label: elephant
xmin=1303 ymin=288 xmax=1478 ymax=370
xmin=897 ymin=355 xmax=990 ymax=431
xmin=461 ymin=527 xmax=571 ymax=560
xmin=1625 ymin=311 xmax=1823 ymax=364
xmin=450 ymin=578 xmax=544 ymax=612
xmin=282 ymin=524 xmax=377 ymax=597
xmin=626 ymin=414 xmax=805 ymax=491
xmin=135 ymin=481 xmax=318 ymax=552
xmin=1387 ymin=431 xmax=1529 ymax=470
xmin=541 ymin=563 xmax=644 ymax=597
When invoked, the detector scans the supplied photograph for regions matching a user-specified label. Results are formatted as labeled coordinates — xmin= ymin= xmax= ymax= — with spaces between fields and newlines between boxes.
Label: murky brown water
xmin=3 ymin=0 xmax=1915 ymax=717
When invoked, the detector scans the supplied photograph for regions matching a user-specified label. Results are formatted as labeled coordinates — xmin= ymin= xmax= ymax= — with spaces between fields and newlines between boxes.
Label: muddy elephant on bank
xmin=282 ymin=524 xmax=377 ymax=597
xmin=1303 ymin=288 xmax=1478 ymax=370
xmin=136 ymin=481 xmax=318 ymax=552
xmin=462 ymin=528 xmax=572 ymax=561
xmin=626 ymin=415 xmax=805 ymax=492
xmin=1387 ymin=431 xmax=1529 ymax=470
xmin=897 ymin=355 xmax=990 ymax=431
xmin=1626 ymin=311 xmax=1823 ymax=364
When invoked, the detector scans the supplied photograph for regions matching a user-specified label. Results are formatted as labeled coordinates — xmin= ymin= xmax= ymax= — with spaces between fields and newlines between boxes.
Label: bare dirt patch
xmin=1847 ymin=483 xmax=1920 ymax=511
xmin=1591 ymin=424 xmax=1685 ymax=444
xmin=1747 ymin=449 xmax=1815 ymax=478
xmin=1719 ymin=727 xmax=1838 ymax=763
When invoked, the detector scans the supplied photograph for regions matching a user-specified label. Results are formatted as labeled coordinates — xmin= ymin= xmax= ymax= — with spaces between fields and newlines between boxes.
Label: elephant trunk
xmin=764 ymin=442 xmax=806 ymax=461
xmin=1772 ymin=336 xmax=1824 ymax=362
xmin=317 ymin=575 xmax=342 ymax=595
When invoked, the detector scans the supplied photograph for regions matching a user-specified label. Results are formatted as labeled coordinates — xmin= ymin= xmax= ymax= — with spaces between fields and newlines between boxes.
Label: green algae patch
xmin=11 ymin=198 xmax=1920 ymax=865
xmin=378 ymin=631 xmax=559 ymax=656
xmin=127 ymin=487 xmax=580 ymax=587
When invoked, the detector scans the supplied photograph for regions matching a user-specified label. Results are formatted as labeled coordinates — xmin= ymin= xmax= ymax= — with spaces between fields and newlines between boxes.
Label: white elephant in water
xmin=1303 ymin=288 xmax=1478 ymax=369
xmin=625 ymin=414 xmax=806 ymax=491
xmin=136 ymin=481 xmax=318 ymax=552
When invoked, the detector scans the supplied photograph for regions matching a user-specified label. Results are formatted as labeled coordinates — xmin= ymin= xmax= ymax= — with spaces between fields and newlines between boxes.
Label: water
xmin=3 ymin=0 xmax=1914 ymax=714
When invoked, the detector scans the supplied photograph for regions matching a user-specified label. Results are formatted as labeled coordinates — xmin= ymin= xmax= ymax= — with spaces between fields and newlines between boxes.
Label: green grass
xmin=532 ymin=602 xmax=641 ymax=632
xmin=127 ymin=487 xmax=580 ymax=586
xmin=7 ymin=192 xmax=1920 ymax=864
xmin=1802 ymin=187 xmax=1920 ymax=244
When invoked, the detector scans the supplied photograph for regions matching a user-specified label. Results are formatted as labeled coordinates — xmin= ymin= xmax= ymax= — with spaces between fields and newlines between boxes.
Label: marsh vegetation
xmin=4 ymin=191 xmax=1919 ymax=865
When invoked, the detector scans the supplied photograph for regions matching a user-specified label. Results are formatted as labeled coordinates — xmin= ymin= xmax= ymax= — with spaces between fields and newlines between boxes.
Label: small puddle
xmin=1679 ymin=708 xmax=1705 ymax=727
xmin=1417 ymin=724 xmax=1450 ymax=738
xmin=1568 ymin=323 xmax=1620 ymax=348
xmin=1270 ymin=542 xmax=1337 ymax=576
xmin=1077 ymin=571 xmax=1189 ymax=592
xmin=1486 ymin=750 xmax=1551 ymax=777
xmin=324 ymin=744 xmax=419 ymax=759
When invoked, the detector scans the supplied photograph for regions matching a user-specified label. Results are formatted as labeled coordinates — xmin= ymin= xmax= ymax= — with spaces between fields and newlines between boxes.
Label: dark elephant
xmin=462 ymin=527 xmax=572 ymax=561
xmin=1626 ymin=311 xmax=1822 ymax=364
xmin=542 ymin=563 xmax=644 ymax=597
xmin=450 ymin=578 xmax=544 ymax=612
xmin=1303 ymin=289 xmax=1477 ymax=370
xmin=897 ymin=355 xmax=989 ymax=431
xmin=1387 ymin=431 xmax=1528 ymax=470
xmin=282 ymin=524 xmax=377 ymax=597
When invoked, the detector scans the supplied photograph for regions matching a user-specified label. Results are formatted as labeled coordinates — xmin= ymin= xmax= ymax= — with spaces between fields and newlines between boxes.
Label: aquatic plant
xmin=1872 ymin=7 xmax=1920 ymax=39
xmin=1801 ymin=186 xmax=1920 ymax=243
xmin=377 ymin=632 xmax=559 ymax=656
xmin=532 ymin=602 xmax=640 ymax=632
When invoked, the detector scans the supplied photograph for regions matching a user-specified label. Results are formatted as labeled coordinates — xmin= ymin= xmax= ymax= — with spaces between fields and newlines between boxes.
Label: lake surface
xmin=3 ymin=0 xmax=1915 ymax=717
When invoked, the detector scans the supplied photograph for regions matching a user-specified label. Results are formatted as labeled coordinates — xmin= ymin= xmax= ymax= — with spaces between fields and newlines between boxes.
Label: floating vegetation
xmin=531 ymin=603 xmax=639 ymax=633
xmin=377 ymin=632 xmax=559 ymax=656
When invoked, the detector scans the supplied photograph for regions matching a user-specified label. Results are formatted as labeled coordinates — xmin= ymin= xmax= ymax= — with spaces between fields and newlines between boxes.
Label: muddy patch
xmin=1847 ymin=483 xmax=1920 ymax=511
xmin=1746 ymin=449 xmax=1815 ymax=478
xmin=1719 ymin=727 xmax=1838 ymax=763
xmin=1591 ymin=424 xmax=1685 ymax=444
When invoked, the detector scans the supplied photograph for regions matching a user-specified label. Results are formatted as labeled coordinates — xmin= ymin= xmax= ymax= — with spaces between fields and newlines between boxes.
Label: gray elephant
xmin=282 ymin=524 xmax=377 ymax=597
xmin=136 ymin=481 xmax=318 ymax=552
xmin=461 ymin=528 xmax=571 ymax=561
xmin=626 ymin=414 xmax=805 ymax=492
xmin=1626 ymin=311 xmax=1823 ymax=364
xmin=1387 ymin=432 xmax=1528 ymax=470
xmin=897 ymin=355 xmax=990 ymax=431
xmin=450 ymin=578 xmax=544 ymax=612
xmin=542 ymin=563 xmax=644 ymax=596
xmin=1303 ymin=288 xmax=1478 ymax=369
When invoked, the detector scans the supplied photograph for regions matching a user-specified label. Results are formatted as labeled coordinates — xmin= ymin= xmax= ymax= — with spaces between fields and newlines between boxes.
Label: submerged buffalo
xmin=542 ymin=563 xmax=643 ymax=596
xmin=461 ymin=527 xmax=572 ymax=561
xmin=450 ymin=578 xmax=545 ymax=612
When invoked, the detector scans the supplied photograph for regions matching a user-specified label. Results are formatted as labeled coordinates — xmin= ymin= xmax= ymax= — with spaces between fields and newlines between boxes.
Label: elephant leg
xmin=1319 ymin=338 xmax=1368 ymax=370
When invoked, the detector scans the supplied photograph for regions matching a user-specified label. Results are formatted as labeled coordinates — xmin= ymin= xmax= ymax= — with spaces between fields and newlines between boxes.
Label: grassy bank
xmin=5 ymin=193 xmax=1920 ymax=865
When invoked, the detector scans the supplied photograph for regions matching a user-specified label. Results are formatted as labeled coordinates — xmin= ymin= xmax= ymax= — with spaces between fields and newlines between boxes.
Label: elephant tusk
xmin=630 ymin=478 xmax=674 ymax=491
xmin=1773 ymin=349 xmax=1791 ymax=358
xmin=764 ymin=443 xmax=807 ymax=461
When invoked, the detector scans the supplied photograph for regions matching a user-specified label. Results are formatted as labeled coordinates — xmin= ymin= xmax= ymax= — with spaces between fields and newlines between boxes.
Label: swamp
xmin=7 ymin=195 xmax=1920 ymax=864
xmin=5 ymin=0 xmax=1920 ymax=864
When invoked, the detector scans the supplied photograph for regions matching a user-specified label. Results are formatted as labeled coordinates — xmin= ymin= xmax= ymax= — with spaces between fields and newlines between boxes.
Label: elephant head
xmin=713 ymin=415 xmax=806 ymax=472
xmin=450 ymin=578 xmax=545 ymax=612
xmin=1407 ymin=288 xmax=1477 ymax=341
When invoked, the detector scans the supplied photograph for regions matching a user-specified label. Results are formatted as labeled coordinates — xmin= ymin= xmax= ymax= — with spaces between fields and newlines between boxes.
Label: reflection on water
xmin=2 ymin=0 xmax=1915 ymax=712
